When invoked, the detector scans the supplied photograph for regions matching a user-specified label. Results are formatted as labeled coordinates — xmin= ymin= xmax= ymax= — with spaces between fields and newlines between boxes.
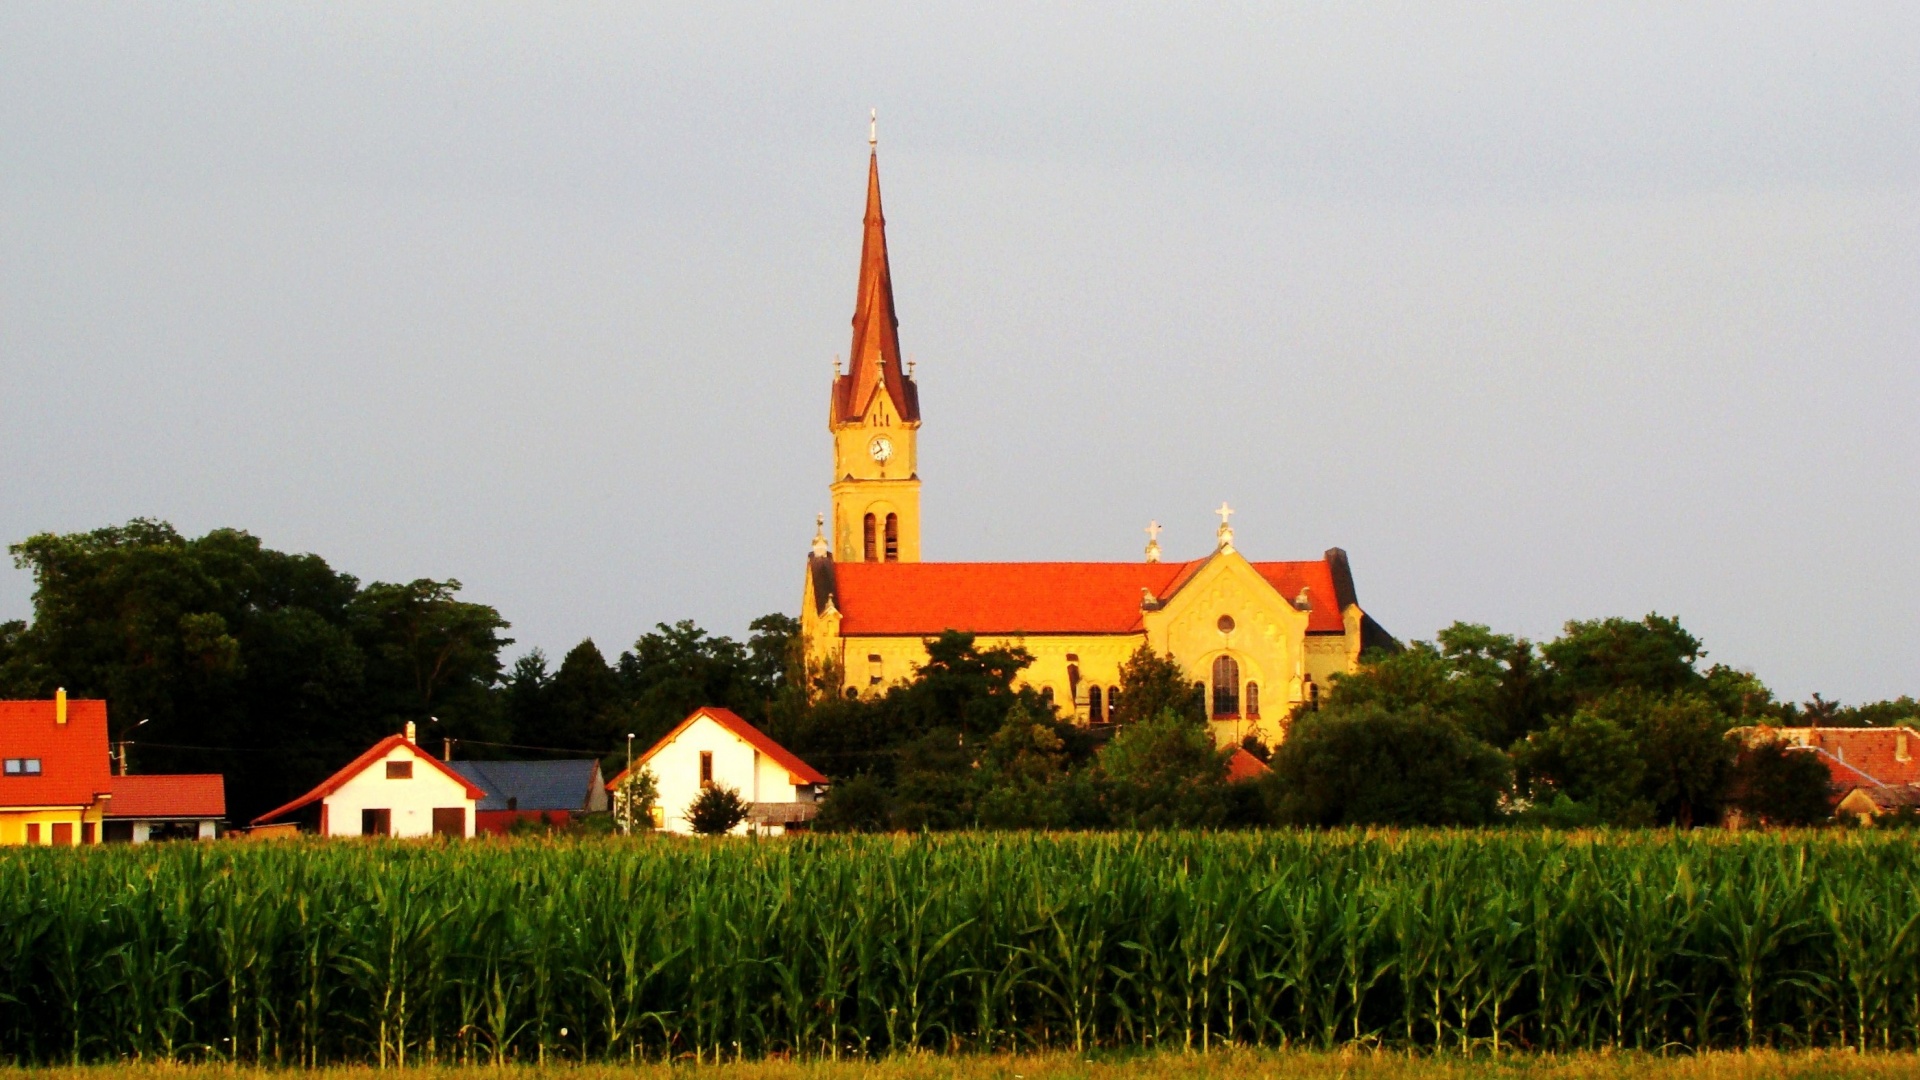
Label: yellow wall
xmin=830 ymin=391 xmax=920 ymax=563
xmin=0 ymin=804 xmax=107 ymax=846
xmin=808 ymin=552 xmax=1363 ymax=749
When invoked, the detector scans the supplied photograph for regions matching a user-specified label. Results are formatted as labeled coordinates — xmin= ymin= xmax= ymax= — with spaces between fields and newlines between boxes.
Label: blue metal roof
xmin=448 ymin=759 xmax=607 ymax=812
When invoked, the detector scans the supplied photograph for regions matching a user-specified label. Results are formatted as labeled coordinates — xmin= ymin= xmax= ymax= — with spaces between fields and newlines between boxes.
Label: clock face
xmin=868 ymin=436 xmax=894 ymax=463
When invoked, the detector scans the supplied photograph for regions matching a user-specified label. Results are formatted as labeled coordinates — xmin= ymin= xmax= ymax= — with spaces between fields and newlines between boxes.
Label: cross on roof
xmin=1145 ymin=520 xmax=1161 ymax=542
xmin=1216 ymin=502 xmax=1234 ymax=527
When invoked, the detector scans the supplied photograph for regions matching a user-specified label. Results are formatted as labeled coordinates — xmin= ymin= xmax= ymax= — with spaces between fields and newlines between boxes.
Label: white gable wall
xmin=322 ymin=743 xmax=476 ymax=838
xmin=648 ymin=714 xmax=805 ymax=835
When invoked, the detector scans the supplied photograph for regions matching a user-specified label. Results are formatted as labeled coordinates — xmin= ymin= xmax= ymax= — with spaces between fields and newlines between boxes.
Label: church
xmin=800 ymin=134 xmax=1394 ymax=749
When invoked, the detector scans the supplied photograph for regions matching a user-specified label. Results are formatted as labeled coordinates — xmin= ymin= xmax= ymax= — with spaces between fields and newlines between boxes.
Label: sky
xmin=1 ymin=3 xmax=1915 ymax=703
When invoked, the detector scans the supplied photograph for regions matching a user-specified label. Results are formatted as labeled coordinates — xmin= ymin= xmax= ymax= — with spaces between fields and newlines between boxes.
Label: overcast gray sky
xmin=2 ymin=3 xmax=1915 ymax=702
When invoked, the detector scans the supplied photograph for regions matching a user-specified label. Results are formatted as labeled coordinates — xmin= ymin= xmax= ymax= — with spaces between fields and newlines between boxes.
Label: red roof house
xmin=104 ymin=773 xmax=227 ymax=842
xmin=252 ymin=724 xmax=487 ymax=838
xmin=606 ymin=707 xmax=827 ymax=835
xmin=0 ymin=692 xmax=113 ymax=846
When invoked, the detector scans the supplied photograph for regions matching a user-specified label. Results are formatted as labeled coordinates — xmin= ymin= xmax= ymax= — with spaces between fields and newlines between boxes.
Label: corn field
xmin=2 ymin=831 xmax=1919 ymax=1064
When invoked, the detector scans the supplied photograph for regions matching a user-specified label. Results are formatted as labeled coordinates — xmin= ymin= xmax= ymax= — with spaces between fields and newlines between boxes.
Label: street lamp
xmin=624 ymin=733 xmax=636 ymax=834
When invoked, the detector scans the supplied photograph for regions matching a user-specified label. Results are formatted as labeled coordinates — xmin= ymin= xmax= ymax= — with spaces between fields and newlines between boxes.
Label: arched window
xmin=868 ymin=653 xmax=883 ymax=686
xmin=1245 ymin=681 xmax=1260 ymax=718
xmin=1211 ymin=655 xmax=1240 ymax=718
xmin=884 ymin=513 xmax=899 ymax=561
xmin=863 ymin=513 xmax=878 ymax=562
xmin=1088 ymin=685 xmax=1104 ymax=724
xmin=1108 ymin=686 xmax=1120 ymax=722
xmin=1041 ymin=686 xmax=1055 ymax=706
xmin=1067 ymin=663 xmax=1081 ymax=701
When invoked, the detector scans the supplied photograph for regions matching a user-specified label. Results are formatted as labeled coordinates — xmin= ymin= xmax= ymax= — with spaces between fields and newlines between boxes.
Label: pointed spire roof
xmin=832 ymin=144 xmax=919 ymax=425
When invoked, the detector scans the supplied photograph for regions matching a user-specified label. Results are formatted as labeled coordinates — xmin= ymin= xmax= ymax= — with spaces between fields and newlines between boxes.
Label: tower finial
xmin=1144 ymin=520 xmax=1162 ymax=563
xmin=1215 ymin=502 xmax=1235 ymax=553
xmin=812 ymin=513 xmax=830 ymax=558
xmin=869 ymin=108 xmax=877 ymax=148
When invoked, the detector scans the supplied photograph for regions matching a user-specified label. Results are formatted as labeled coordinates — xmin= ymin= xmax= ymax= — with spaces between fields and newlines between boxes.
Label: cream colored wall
xmin=646 ymin=714 xmax=806 ymax=835
xmin=831 ymin=389 xmax=921 ymax=562
xmin=0 ymin=805 xmax=104 ymax=845
xmin=322 ymin=744 xmax=475 ymax=838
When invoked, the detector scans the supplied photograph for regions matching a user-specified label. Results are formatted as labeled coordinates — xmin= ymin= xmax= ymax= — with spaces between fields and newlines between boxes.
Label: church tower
xmin=828 ymin=127 xmax=921 ymax=563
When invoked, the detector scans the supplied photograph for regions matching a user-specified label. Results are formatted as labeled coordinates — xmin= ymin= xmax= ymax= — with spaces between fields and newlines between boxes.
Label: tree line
xmin=3 ymin=520 xmax=1913 ymax=827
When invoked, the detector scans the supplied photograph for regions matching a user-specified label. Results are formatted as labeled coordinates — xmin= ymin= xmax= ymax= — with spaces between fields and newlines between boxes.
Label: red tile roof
xmin=829 ymin=558 xmax=1346 ymax=636
xmin=107 ymin=773 xmax=226 ymax=819
xmin=252 ymin=734 xmax=488 ymax=826
xmin=1748 ymin=727 xmax=1920 ymax=789
xmin=607 ymin=707 xmax=828 ymax=790
xmin=1226 ymin=748 xmax=1272 ymax=783
xmin=0 ymin=698 xmax=113 ymax=809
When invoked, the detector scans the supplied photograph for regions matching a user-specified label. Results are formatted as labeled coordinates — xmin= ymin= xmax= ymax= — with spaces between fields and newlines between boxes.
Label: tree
xmin=1325 ymin=624 xmax=1550 ymax=750
xmin=814 ymin=774 xmax=892 ymax=832
xmin=1266 ymin=704 xmax=1510 ymax=827
xmin=614 ymin=766 xmax=660 ymax=833
xmin=1096 ymin=708 xmax=1231 ymax=828
xmin=973 ymin=702 xmax=1074 ymax=828
xmin=685 ymin=784 xmax=750 ymax=835
xmin=1543 ymin=614 xmax=1706 ymax=709
xmin=4 ymin=520 xmax=514 ymax=822
xmin=1726 ymin=740 xmax=1833 ymax=827
xmin=1610 ymin=691 xmax=1734 ymax=827
xmin=1109 ymin=644 xmax=1204 ymax=727
xmin=1511 ymin=710 xmax=1651 ymax=824
xmin=543 ymin=639 xmax=626 ymax=753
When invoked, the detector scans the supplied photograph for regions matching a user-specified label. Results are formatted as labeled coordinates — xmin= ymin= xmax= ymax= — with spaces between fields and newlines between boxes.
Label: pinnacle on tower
xmin=831 ymin=134 xmax=919 ymax=426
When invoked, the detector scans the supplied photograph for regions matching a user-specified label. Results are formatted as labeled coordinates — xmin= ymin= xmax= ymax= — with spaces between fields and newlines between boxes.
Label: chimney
xmin=405 ymin=720 xmax=417 ymax=743
xmin=55 ymin=687 xmax=67 ymax=725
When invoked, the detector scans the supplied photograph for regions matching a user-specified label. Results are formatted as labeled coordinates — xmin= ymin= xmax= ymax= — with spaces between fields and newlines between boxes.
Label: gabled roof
xmin=107 ymin=773 xmax=226 ymax=819
xmin=1742 ymin=726 xmax=1920 ymax=789
xmin=825 ymin=558 xmax=1346 ymax=635
xmin=607 ymin=707 xmax=828 ymax=790
xmin=830 ymin=149 xmax=919 ymax=426
xmin=252 ymin=734 xmax=488 ymax=826
xmin=0 ymin=698 xmax=113 ymax=809
xmin=449 ymin=759 xmax=604 ymax=812
xmin=1226 ymin=748 xmax=1271 ymax=784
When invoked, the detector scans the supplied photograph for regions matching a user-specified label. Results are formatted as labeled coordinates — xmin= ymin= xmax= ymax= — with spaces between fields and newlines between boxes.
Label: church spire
xmin=832 ymin=124 xmax=919 ymax=426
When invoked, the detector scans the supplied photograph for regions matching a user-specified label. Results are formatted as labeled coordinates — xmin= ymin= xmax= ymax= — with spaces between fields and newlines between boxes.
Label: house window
xmin=699 ymin=751 xmax=714 ymax=788
xmin=885 ymin=513 xmax=899 ymax=561
xmin=1211 ymin=655 xmax=1240 ymax=718
xmin=864 ymin=513 xmax=878 ymax=562
xmin=386 ymin=760 xmax=413 ymax=780
xmin=361 ymin=809 xmax=391 ymax=837
xmin=868 ymin=653 xmax=883 ymax=686
xmin=1246 ymin=682 xmax=1260 ymax=718
xmin=4 ymin=758 xmax=42 ymax=775
xmin=25 ymin=823 xmax=40 ymax=844
xmin=81 ymin=822 xmax=95 ymax=845
xmin=1088 ymin=685 xmax=1104 ymax=724
xmin=1108 ymin=686 xmax=1120 ymax=721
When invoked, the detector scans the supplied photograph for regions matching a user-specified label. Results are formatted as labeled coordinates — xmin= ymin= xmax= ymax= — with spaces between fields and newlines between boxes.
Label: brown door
xmin=25 ymin=823 xmax=40 ymax=844
xmin=360 ymin=808 xmax=391 ymax=837
xmin=431 ymin=807 xmax=466 ymax=838
xmin=81 ymin=822 xmax=96 ymax=844
xmin=51 ymin=822 xmax=74 ymax=846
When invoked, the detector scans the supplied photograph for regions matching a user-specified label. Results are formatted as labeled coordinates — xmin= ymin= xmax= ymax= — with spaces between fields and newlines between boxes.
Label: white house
xmin=607 ymin=707 xmax=828 ymax=836
xmin=251 ymin=722 xmax=486 ymax=838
